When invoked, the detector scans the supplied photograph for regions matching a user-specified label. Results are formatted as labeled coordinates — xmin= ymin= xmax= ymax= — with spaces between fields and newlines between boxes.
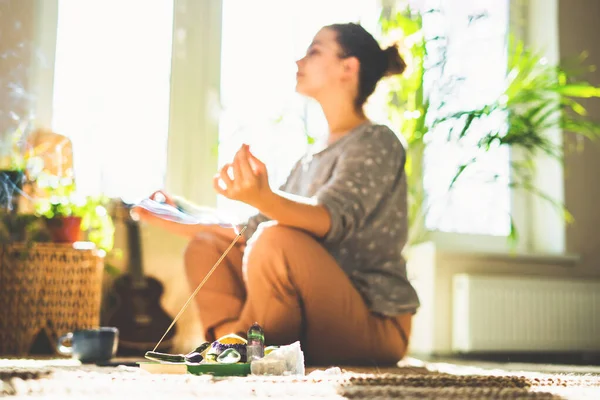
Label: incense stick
xmin=152 ymin=226 xmax=247 ymax=352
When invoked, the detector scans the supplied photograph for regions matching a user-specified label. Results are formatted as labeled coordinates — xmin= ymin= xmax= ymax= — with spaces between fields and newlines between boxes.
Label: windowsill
xmin=436 ymin=248 xmax=580 ymax=268
xmin=423 ymin=230 xmax=575 ymax=267
xmin=406 ymin=241 xmax=580 ymax=270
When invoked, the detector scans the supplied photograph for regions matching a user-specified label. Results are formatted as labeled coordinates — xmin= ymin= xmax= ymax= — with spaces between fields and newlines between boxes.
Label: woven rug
xmin=1 ymin=359 xmax=599 ymax=399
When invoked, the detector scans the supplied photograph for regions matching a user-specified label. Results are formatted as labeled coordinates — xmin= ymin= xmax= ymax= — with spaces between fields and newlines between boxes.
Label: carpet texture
xmin=1 ymin=359 xmax=599 ymax=399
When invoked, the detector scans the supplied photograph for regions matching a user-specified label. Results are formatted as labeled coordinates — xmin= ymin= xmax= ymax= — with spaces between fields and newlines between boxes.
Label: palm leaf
xmin=449 ymin=158 xmax=477 ymax=189
xmin=554 ymin=84 xmax=600 ymax=98
xmin=380 ymin=9 xmax=600 ymax=247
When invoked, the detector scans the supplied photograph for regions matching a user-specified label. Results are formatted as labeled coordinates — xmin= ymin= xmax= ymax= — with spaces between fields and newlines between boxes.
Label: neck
xmin=319 ymin=96 xmax=367 ymax=144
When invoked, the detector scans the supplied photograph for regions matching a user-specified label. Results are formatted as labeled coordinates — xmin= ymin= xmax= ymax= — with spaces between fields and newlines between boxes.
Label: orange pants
xmin=184 ymin=223 xmax=412 ymax=366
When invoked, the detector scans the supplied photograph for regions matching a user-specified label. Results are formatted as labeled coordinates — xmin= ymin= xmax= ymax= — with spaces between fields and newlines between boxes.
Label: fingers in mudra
xmin=214 ymin=164 xmax=234 ymax=196
xmin=213 ymin=145 xmax=270 ymax=205
xmin=219 ymin=163 xmax=234 ymax=188
xmin=213 ymin=160 xmax=254 ymax=199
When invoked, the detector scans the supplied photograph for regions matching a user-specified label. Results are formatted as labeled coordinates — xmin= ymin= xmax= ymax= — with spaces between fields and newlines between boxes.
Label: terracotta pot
xmin=45 ymin=216 xmax=82 ymax=243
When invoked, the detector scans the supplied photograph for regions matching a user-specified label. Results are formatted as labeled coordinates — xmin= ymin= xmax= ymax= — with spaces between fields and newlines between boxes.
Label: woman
xmin=136 ymin=23 xmax=419 ymax=366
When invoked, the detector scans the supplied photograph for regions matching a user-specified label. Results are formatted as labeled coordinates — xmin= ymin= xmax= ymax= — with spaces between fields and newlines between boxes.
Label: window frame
xmin=418 ymin=0 xmax=565 ymax=255
xmin=32 ymin=0 xmax=565 ymax=255
xmin=165 ymin=0 xmax=223 ymax=208
xmin=29 ymin=0 xmax=59 ymax=130
xmin=31 ymin=0 xmax=223 ymax=208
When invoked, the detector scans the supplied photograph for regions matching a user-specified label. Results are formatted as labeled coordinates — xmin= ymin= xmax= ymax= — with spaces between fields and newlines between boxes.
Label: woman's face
xmin=295 ymin=28 xmax=353 ymax=100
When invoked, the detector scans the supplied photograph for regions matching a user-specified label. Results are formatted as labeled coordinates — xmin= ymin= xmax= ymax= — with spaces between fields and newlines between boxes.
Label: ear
xmin=341 ymin=56 xmax=360 ymax=81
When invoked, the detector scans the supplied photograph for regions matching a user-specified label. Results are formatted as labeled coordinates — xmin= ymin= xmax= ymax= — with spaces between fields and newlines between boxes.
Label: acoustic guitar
xmin=103 ymin=200 xmax=176 ymax=356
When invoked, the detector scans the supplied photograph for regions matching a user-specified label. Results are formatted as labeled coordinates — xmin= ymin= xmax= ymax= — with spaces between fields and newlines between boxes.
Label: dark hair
xmin=327 ymin=23 xmax=406 ymax=111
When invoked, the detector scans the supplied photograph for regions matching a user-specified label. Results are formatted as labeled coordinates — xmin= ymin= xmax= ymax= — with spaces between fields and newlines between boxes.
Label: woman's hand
xmin=130 ymin=189 xmax=242 ymax=241
xmin=149 ymin=189 xmax=177 ymax=207
xmin=131 ymin=189 xmax=176 ymax=224
xmin=213 ymin=144 xmax=272 ymax=208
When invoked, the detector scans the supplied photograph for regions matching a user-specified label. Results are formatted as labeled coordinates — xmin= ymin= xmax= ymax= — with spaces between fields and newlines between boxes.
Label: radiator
xmin=452 ymin=274 xmax=600 ymax=353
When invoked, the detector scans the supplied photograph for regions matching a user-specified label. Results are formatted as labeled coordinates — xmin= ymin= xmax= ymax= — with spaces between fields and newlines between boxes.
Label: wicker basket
xmin=0 ymin=242 xmax=103 ymax=356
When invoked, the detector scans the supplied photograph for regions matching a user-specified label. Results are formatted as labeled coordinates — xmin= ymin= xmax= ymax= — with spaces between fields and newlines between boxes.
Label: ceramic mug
xmin=57 ymin=327 xmax=119 ymax=363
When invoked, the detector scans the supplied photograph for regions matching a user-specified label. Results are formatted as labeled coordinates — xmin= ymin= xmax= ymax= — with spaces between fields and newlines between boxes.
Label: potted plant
xmin=34 ymin=175 xmax=115 ymax=254
xmin=0 ymin=210 xmax=52 ymax=266
xmin=0 ymin=212 xmax=51 ymax=246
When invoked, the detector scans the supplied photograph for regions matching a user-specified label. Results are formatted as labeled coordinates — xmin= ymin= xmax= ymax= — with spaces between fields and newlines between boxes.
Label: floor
xmin=15 ymin=354 xmax=600 ymax=376
xmin=3 ymin=355 xmax=599 ymax=399
xmin=405 ymin=356 xmax=600 ymax=376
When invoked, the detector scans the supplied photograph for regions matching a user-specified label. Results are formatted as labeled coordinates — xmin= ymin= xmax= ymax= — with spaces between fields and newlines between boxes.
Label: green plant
xmin=34 ymin=175 xmax=115 ymax=254
xmin=0 ymin=120 xmax=29 ymax=171
xmin=432 ymin=39 xmax=600 ymax=242
xmin=378 ymin=4 xmax=429 ymax=244
xmin=378 ymin=4 xmax=600 ymax=246
xmin=0 ymin=212 xmax=51 ymax=245
xmin=0 ymin=211 xmax=51 ymax=262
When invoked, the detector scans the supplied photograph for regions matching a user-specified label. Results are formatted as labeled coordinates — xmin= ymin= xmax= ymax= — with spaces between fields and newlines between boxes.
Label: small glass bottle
xmin=246 ymin=322 xmax=265 ymax=362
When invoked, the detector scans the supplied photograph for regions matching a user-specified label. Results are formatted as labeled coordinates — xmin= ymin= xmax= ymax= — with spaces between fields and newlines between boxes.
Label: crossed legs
xmin=184 ymin=224 xmax=411 ymax=366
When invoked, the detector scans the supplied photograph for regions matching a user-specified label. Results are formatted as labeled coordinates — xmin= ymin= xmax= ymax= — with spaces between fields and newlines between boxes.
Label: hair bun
xmin=382 ymin=44 xmax=407 ymax=77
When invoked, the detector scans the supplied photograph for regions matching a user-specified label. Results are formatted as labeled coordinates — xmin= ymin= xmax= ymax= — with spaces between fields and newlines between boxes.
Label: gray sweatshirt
xmin=243 ymin=121 xmax=420 ymax=316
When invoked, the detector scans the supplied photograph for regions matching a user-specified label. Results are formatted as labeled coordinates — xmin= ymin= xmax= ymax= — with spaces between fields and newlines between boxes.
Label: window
xmin=219 ymin=0 xmax=515 ymax=240
xmin=419 ymin=0 xmax=512 ymax=237
xmin=217 ymin=0 xmax=381 ymax=221
xmin=52 ymin=0 xmax=174 ymax=201
xmin=48 ymin=0 xmax=526 ymax=251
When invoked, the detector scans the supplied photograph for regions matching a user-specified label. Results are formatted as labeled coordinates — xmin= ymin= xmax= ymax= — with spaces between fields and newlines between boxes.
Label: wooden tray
xmin=138 ymin=361 xmax=251 ymax=377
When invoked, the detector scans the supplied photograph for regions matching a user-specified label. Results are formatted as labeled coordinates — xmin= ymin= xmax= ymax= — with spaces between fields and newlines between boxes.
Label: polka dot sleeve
xmin=313 ymin=125 xmax=406 ymax=246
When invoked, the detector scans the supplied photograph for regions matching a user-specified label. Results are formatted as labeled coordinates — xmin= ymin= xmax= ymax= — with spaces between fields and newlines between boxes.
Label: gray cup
xmin=57 ymin=327 xmax=119 ymax=363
